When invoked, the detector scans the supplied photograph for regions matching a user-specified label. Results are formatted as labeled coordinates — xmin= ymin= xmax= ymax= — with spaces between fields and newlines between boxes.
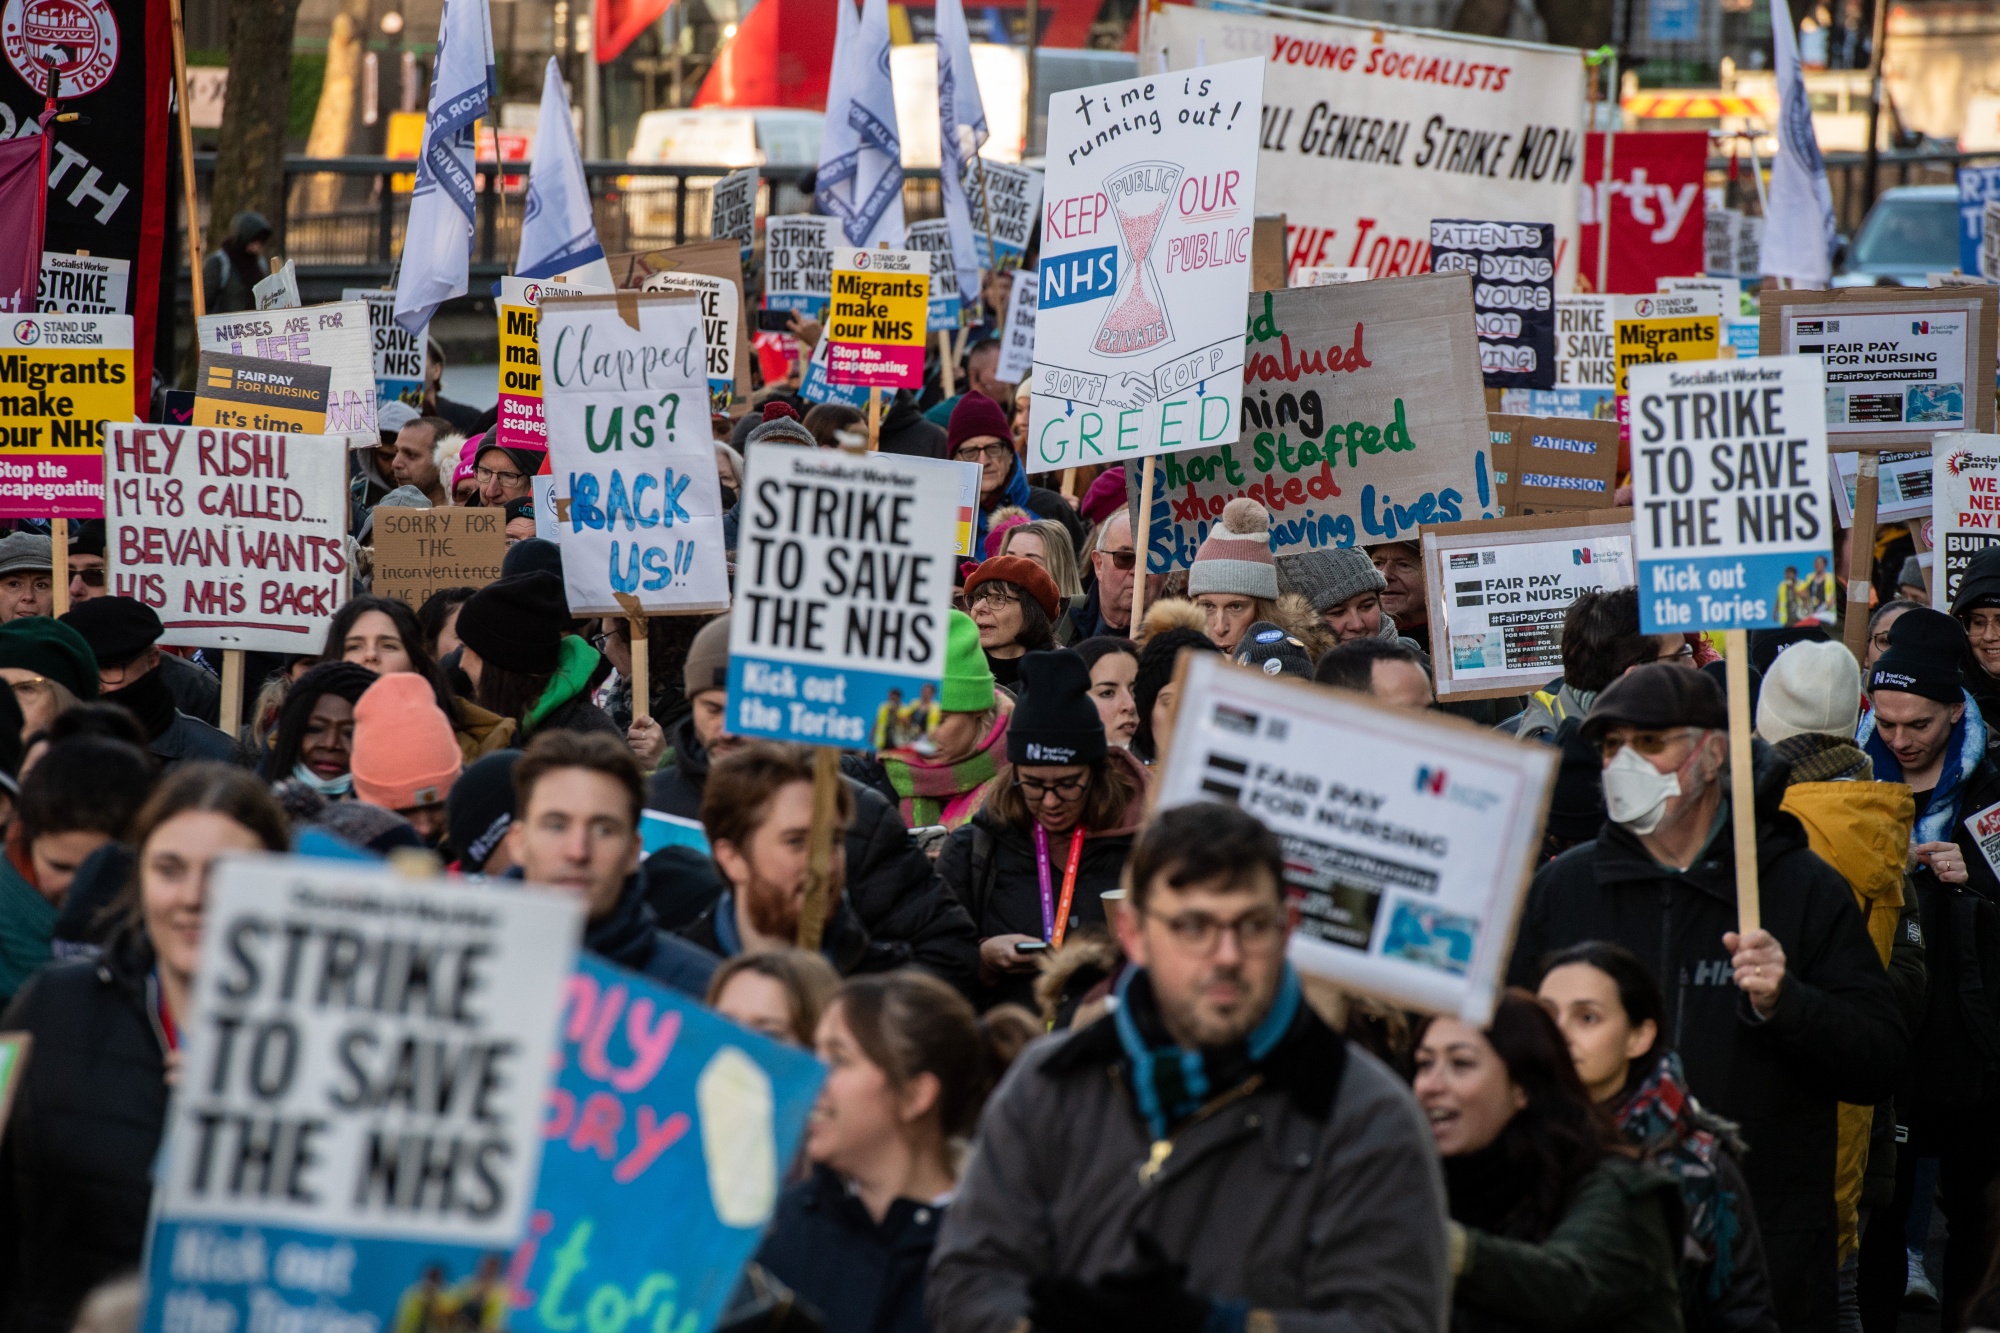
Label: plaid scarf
xmin=1772 ymin=732 xmax=1873 ymax=783
xmin=1615 ymin=1050 xmax=1741 ymax=1300
xmin=875 ymin=709 xmax=1010 ymax=828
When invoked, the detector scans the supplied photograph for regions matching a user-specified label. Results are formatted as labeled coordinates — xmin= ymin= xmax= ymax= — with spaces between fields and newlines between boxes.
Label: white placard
xmin=711 ymin=166 xmax=760 ymax=259
xmin=995 ymin=269 xmax=1037 ymax=387
xmin=1933 ymin=433 xmax=2000 ymax=603
xmin=903 ymin=218 xmax=964 ymax=331
xmin=196 ymin=302 xmax=378 ymax=447
xmin=1556 ymin=295 xmax=1615 ymax=395
xmin=342 ymin=287 xmax=428 ymax=402
xmin=39 ymin=252 xmax=129 ymax=314
xmin=253 ymin=260 xmax=303 ymax=311
xmin=1300 ymin=266 xmax=1370 ymax=286
xmin=1781 ymin=304 xmax=1971 ymax=437
xmin=635 ymin=269 xmax=740 ymax=411
xmin=1155 ymin=653 xmax=1556 ymax=1023
xmin=1831 ymin=447 xmax=1935 ymax=527
xmin=763 ymin=215 xmax=838 ymax=316
xmin=964 ymin=159 xmax=1044 ymax=270
xmin=1984 ymin=201 xmax=2000 ymax=284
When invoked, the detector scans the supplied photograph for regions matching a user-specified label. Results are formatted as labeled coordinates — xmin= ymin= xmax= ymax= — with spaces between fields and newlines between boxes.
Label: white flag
xmin=517 ymin=57 xmax=614 ymax=288
xmin=816 ymin=0 xmax=904 ymax=249
xmin=1758 ymin=0 xmax=1836 ymax=286
xmin=394 ymin=0 xmax=496 ymax=333
xmin=935 ymin=0 xmax=988 ymax=315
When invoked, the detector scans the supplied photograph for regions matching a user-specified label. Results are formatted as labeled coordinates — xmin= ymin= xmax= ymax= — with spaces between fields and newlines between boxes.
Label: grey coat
xmin=926 ymin=1008 xmax=1450 ymax=1333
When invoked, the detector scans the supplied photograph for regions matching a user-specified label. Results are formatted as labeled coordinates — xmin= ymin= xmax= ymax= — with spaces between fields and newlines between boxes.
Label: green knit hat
xmin=939 ymin=609 xmax=995 ymax=712
xmin=0 ymin=617 xmax=99 ymax=702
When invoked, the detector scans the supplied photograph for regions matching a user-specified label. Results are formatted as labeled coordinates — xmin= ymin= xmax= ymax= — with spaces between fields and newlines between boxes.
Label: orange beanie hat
xmin=350 ymin=672 xmax=462 ymax=811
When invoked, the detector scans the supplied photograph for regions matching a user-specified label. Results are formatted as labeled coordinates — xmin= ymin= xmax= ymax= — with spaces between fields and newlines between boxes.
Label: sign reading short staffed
xmin=498 ymin=276 xmax=611 ymax=455
xmin=1628 ymin=355 xmax=1830 ymax=634
xmin=371 ymin=507 xmax=508 ymax=608
xmin=728 ymin=444 xmax=960 ymax=748
xmin=0 ymin=313 xmax=133 ymax=518
xmin=1031 ymin=58 xmax=1264 ymax=471
xmin=825 ymin=249 xmax=929 ymax=390
xmin=1156 ymin=653 xmax=1556 ymax=1022
xmin=196 ymin=302 xmax=378 ymax=448
xmin=1933 ymin=434 xmax=2000 ymax=603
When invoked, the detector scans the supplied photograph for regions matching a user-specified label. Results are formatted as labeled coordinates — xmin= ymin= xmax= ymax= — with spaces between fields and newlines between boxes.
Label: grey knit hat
xmin=1187 ymin=497 xmax=1279 ymax=600
xmin=1275 ymin=547 xmax=1385 ymax=614
xmin=0 ymin=532 xmax=51 ymax=578
xmin=745 ymin=401 xmax=817 ymax=448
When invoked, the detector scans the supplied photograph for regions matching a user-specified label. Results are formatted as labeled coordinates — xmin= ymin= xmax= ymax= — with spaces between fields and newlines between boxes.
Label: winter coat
xmin=199 ymin=212 xmax=269 ymax=314
xmin=1068 ymin=579 xmax=1132 ymax=641
xmin=1948 ymin=547 xmax=2000 ymax=748
xmin=159 ymin=651 xmax=222 ymax=727
xmin=0 ymin=930 xmax=166 ymax=1333
xmin=1515 ymin=680 xmax=1596 ymax=742
xmin=452 ymin=697 xmax=519 ymax=763
xmin=925 ymin=998 xmax=1450 ymax=1333
xmin=577 ymin=870 xmax=719 ymax=998
xmin=153 ymin=711 xmax=243 ymax=767
xmin=521 ymin=636 xmax=621 ymax=740
xmin=1505 ymin=744 xmax=1906 ymax=1333
xmin=0 ymin=849 xmax=51 ymax=1008
xmin=876 ymin=392 xmax=948 ymax=460
xmin=756 ymin=1166 xmax=943 ymax=1333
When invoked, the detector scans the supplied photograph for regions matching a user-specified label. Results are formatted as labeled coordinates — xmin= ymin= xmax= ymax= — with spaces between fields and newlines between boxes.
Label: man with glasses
xmin=1073 ymin=509 xmax=1162 ymax=639
xmin=1507 ymin=662 xmax=1904 ymax=1332
xmin=930 ymin=798 xmax=1449 ymax=1333
xmin=471 ymin=438 xmax=543 ymax=511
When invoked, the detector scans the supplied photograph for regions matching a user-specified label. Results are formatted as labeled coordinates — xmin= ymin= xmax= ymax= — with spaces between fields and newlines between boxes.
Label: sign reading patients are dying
xmin=1031 ymin=57 xmax=1264 ymax=472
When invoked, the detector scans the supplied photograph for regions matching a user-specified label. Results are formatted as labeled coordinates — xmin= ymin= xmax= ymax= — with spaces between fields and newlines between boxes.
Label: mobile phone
xmin=755 ymin=308 xmax=798 ymax=332
xmin=1013 ymin=941 xmax=1049 ymax=954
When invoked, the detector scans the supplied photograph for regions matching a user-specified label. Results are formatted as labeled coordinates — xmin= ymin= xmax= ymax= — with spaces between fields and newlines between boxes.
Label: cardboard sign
xmin=1579 ymin=132 xmax=1708 ymax=293
xmin=139 ymin=857 xmax=582 ymax=1333
xmin=0 ymin=313 xmax=134 ymax=518
xmin=342 ymin=287 xmax=427 ymax=408
xmin=825 ymin=248 xmax=928 ymax=390
xmin=1030 ymin=58 xmax=1265 ymax=471
xmin=711 ymin=166 xmax=759 ymax=261
xmin=254 ymin=261 xmax=303 ymax=311
xmin=1486 ymin=414 xmax=1621 ymax=514
xmin=1832 ymin=447 xmax=1934 ymax=527
xmin=1764 ymin=287 xmax=1999 ymax=448
xmin=498 ymin=276 xmax=613 ymax=456
xmin=510 ymin=953 xmax=825 ymax=1333
xmin=636 ymin=270 xmax=740 ymax=412
xmin=1430 ymin=220 xmax=1556 ymax=390
xmin=539 ymin=294 xmax=730 ymax=616
xmin=964 ymin=159 xmax=1043 ymax=271
xmin=995 ymin=269 xmax=1038 ymax=387
xmin=764 ymin=215 xmax=838 ymax=317
xmin=39 ymin=252 xmax=130 ymax=315
xmin=1129 ymin=273 xmax=1496 ymax=574
xmin=371 ymin=507 xmax=508 ymax=608
xmin=1628 ymin=355 xmax=1831 ymax=634
xmin=1932 ymin=434 xmax=2000 ymax=603
xmin=194 ymin=352 xmax=332 ymax=435
xmin=1422 ymin=508 xmax=1636 ymax=699
xmin=727 ymin=444 xmax=960 ymax=748
xmin=105 ymin=424 xmax=350 ymax=651
xmin=903 ymin=219 xmax=964 ymax=330
xmin=1155 ymin=653 xmax=1556 ymax=1022
xmin=196 ymin=302 xmax=378 ymax=448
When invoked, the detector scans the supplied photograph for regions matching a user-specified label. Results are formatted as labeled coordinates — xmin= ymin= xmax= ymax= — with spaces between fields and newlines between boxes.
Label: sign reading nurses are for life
xmin=1030 ymin=58 xmax=1264 ymax=472
xmin=824 ymin=249 xmax=929 ymax=391
xmin=1628 ymin=355 xmax=1830 ymax=634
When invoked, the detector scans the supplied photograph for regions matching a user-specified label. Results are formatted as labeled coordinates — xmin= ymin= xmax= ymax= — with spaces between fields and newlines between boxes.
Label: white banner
xmin=342 ymin=288 xmax=428 ymax=405
xmin=196 ymin=302 xmax=379 ymax=448
xmin=764 ymin=215 xmax=839 ymax=317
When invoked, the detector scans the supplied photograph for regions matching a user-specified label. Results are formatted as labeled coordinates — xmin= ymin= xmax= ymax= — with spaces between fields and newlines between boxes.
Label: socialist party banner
xmin=1934 ymin=435 xmax=2000 ymax=603
xmin=764 ymin=216 xmax=838 ymax=317
xmin=1428 ymin=220 xmax=1555 ymax=389
xmin=1146 ymin=7 xmax=1584 ymax=290
xmin=0 ymin=313 xmax=133 ymax=517
xmin=1578 ymin=132 xmax=1707 ymax=294
xmin=904 ymin=219 xmax=964 ymax=329
xmin=139 ymin=857 xmax=582 ymax=1333
xmin=964 ymin=159 xmax=1044 ymax=271
xmin=1030 ymin=58 xmax=1264 ymax=472
xmin=498 ymin=276 xmax=612 ymax=455
xmin=1131 ymin=273 xmax=1496 ymax=573
xmin=196 ymin=304 xmax=378 ymax=449
xmin=0 ymin=0 xmax=167 ymax=413
xmin=343 ymin=288 xmax=427 ymax=408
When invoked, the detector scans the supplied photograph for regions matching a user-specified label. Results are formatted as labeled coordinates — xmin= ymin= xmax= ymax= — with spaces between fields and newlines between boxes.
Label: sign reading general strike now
xmin=825 ymin=249 xmax=929 ymax=390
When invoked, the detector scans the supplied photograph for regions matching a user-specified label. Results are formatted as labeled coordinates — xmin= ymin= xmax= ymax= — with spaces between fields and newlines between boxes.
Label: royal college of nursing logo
xmin=3 ymin=0 xmax=117 ymax=99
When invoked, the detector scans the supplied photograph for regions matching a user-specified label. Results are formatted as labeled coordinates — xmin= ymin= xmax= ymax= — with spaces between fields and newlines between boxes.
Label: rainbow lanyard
xmin=1033 ymin=824 xmax=1086 ymax=947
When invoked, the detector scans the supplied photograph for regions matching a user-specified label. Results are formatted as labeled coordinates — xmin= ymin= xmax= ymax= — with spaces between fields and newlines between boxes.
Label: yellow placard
xmin=826 ymin=248 xmax=929 ymax=390
xmin=1614 ymin=316 xmax=1721 ymax=395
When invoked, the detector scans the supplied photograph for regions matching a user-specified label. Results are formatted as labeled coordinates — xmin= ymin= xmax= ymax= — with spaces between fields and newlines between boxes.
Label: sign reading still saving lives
xmin=1628 ymin=355 xmax=1831 ymax=634
xmin=1932 ymin=434 xmax=2000 ymax=604
xmin=1156 ymin=653 xmax=1556 ymax=1022
xmin=825 ymin=248 xmax=929 ymax=390
xmin=138 ymin=857 xmax=583 ymax=1333
xmin=728 ymin=444 xmax=960 ymax=747
xmin=0 ymin=313 xmax=134 ymax=519
xmin=1031 ymin=58 xmax=1265 ymax=471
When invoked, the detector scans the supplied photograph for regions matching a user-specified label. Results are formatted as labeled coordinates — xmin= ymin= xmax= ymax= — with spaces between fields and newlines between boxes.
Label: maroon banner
xmin=1578 ymin=131 xmax=1708 ymax=295
xmin=0 ymin=133 xmax=43 ymax=313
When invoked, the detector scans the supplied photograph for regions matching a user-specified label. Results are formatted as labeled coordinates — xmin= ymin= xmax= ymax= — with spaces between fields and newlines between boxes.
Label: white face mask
xmin=1601 ymin=744 xmax=1683 ymax=835
xmin=292 ymin=761 xmax=354 ymax=798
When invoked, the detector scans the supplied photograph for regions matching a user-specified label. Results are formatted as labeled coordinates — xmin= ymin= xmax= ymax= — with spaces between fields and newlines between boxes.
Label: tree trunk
xmin=1452 ymin=0 xmax=1516 ymax=37
xmin=1536 ymin=0 xmax=1614 ymax=49
xmin=206 ymin=0 xmax=304 ymax=255
xmin=301 ymin=0 xmax=370 ymax=212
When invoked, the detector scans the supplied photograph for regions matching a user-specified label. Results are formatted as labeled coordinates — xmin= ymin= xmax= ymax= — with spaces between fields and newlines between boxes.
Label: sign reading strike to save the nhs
xmin=1030 ymin=58 xmax=1264 ymax=471
xmin=1628 ymin=354 xmax=1829 ymax=634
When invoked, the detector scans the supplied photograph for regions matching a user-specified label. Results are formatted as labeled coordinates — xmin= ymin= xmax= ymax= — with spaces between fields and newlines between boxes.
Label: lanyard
xmin=1033 ymin=824 xmax=1087 ymax=948
xmin=152 ymin=969 xmax=178 ymax=1052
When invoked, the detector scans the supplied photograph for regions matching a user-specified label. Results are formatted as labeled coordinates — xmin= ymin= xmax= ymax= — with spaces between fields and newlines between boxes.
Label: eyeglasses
xmin=1015 ymin=773 xmax=1088 ymax=800
xmin=953 ymin=441 xmax=1014 ymax=463
xmin=1656 ymin=642 xmax=1695 ymax=663
xmin=1153 ymin=908 xmax=1285 ymax=954
xmin=969 ymin=584 xmax=1019 ymax=608
xmin=1595 ymin=728 xmax=1697 ymax=763
xmin=1099 ymin=548 xmax=1137 ymax=572
xmin=73 ymin=568 xmax=105 ymax=588
xmin=475 ymin=465 xmax=530 ymax=488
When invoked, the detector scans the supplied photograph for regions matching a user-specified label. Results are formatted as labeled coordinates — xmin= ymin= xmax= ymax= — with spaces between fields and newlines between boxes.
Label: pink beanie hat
xmin=350 ymin=672 xmax=462 ymax=811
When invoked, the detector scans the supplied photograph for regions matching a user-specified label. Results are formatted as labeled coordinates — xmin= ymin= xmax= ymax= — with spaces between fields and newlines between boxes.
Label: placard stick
xmin=49 ymin=522 xmax=67 ymax=617
xmin=939 ymin=331 xmax=956 ymax=398
xmin=1841 ymin=449 xmax=1881 ymax=667
xmin=628 ymin=613 xmax=649 ymax=722
xmin=796 ymin=745 xmax=843 ymax=951
xmin=1726 ymin=628 xmax=1761 ymax=935
xmin=867 ymin=387 xmax=882 ymax=452
xmin=169 ymin=0 xmax=206 ymax=321
xmin=1130 ymin=456 xmax=1157 ymax=631
xmin=219 ymin=650 xmax=244 ymax=740
xmin=1061 ymin=467 xmax=1077 ymax=497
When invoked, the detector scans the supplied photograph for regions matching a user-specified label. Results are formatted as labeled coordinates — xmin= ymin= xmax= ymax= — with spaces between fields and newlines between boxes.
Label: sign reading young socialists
xmin=498 ymin=276 xmax=611 ymax=456
xmin=0 ymin=313 xmax=133 ymax=518
xmin=196 ymin=302 xmax=378 ymax=448
xmin=764 ymin=215 xmax=838 ymax=317
xmin=1628 ymin=355 xmax=1830 ymax=635
xmin=1933 ymin=435 xmax=2000 ymax=603
xmin=1156 ymin=653 xmax=1555 ymax=1022
xmin=727 ymin=444 xmax=959 ymax=748
xmin=1031 ymin=58 xmax=1264 ymax=472
xmin=139 ymin=856 xmax=582 ymax=1333
xmin=825 ymin=248 xmax=928 ymax=391
xmin=1429 ymin=220 xmax=1555 ymax=389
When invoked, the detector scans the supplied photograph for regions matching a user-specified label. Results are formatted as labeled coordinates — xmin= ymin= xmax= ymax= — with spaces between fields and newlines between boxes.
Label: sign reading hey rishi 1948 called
xmin=0 ymin=313 xmax=134 ymax=518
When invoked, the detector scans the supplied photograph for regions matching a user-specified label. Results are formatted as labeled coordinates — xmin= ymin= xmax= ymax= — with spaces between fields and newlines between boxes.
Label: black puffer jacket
xmin=0 ymin=930 xmax=166 ymax=1333
xmin=876 ymin=391 xmax=948 ymax=460
xmin=1903 ymin=752 xmax=2000 ymax=1117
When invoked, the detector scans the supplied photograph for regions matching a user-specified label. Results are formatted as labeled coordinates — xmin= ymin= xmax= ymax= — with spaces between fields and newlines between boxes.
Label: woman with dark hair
xmin=258 ymin=662 xmax=377 ymax=796
xmin=415 ymin=586 xmax=479 ymax=660
xmin=0 ymin=765 xmax=290 ymax=1333
xmin=962 ymin=556 xmax=1059 ymax=690
xmin=1412 ymin=990 xmax=1684 ymax=1332
xmin=314 ymin=595 xmax=508 ymax=759
xmin=1072 ymin=637 xmax=1139 ymax=748
xmin=451 ymin=572 xmax=619 ymax=741
xmin=1538 ymin=942 xmax=1777 ymax=1332
xmin=802 ymin=403 xmax=864 ymax=450
xmin=938 ymin=651 xmax=1148 ymax=1010
xmin=1129 ymin=614 xmax=1219 ymax=763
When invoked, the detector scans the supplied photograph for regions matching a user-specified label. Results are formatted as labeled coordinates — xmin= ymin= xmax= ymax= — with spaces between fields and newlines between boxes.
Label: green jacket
xmin=520 ymin=635 xmax=617 ymax=739
xmin=0 ymin=853 xmax=54 ymax=1006
xmin=1455 ymin=1156 xmax=1685 ymax=1333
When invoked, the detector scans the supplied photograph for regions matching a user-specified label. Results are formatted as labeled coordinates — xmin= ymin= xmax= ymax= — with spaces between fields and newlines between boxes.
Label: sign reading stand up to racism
xmin=0 ymin=313 xmax=134 ymax=517
xmin=498 ymin=276 xmax=611 ymax=455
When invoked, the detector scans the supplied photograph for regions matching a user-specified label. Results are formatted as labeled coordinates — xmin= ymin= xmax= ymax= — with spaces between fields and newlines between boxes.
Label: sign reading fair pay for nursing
xmin=1628 ymin=355 xmax=1830 ymax=634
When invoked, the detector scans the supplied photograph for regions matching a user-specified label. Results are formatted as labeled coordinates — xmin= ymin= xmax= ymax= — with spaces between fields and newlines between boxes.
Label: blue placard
xmin=1959 ymin=166 xmax=2000 ymax=277
xmin=1648 ymin=0 xmax=1701 ymax=42
xmin=726 ymin=655 xmax=940 ymax=749
xmin=641 ymin=810 xmax=711 ymax=855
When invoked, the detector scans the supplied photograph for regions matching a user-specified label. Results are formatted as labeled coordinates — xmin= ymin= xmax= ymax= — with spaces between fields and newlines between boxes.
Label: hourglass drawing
xmin=1095 ymin=161 xmax=1182 ymax=358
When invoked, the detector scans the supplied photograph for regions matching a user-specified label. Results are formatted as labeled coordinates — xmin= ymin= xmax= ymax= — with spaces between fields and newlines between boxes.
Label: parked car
xmin=1833 ymin=184 xmax=1962 ymax=286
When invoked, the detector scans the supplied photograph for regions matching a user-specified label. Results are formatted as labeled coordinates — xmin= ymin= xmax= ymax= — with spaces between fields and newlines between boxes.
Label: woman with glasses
xmin=996 ymin=518 xmax=1085 ymax=645
xmin=938 ymin=650 xmax=1149 ymax=1011
xmin=961 ymin=556 xmax=1060 ymax=691
xmin=949 ymin=393 xmax=1085 ymax=560
xmin=0 ymin=619 xmax=99 ymax=738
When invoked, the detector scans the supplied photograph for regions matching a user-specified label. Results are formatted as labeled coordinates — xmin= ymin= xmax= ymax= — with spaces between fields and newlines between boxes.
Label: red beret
xmin=963 ymin=554 xmax=1061 ymax=623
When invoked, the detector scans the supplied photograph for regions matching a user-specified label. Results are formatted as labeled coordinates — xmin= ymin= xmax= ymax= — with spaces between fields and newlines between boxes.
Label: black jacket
xmin=1904 ymin=752 xmax=2000 ymax=1116
xmin=1506 ymin=745 xmax=1904 ymax=1332
xmin=579 ymin=871 xmax=720 ymax=998
xmin=755 ymin=1166 xmax=943 ymax=1333
xmin=1068 ymin=580 xmax=1131 ymax=642
xmin=159 ymin=652 xmax=221 ymax=727
xmin=876 ymin=392 xmax=948 ymax=460
xmin=0 ymin=931 xmax=166 ymax=1333
xmin=154 ymin=711 xmax=242 ymax=767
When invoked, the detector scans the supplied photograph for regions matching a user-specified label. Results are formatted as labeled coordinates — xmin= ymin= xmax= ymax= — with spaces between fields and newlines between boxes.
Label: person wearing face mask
xmin=1506 ymin=663 xmax=1905 ymax=1333
xmin=258 ymin=661 xmax=378 ymax=797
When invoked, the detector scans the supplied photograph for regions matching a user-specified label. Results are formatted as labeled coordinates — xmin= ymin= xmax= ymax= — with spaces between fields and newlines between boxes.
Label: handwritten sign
xmin=1430 ymin=219 xmax=1556 ymax=390
xmin=196 ymin=302 xmax=377 ymax=448
xmin=0 ymin=313 xmax=133 ymax=518
xmin=372 ymin=507 xmax=508 ymax=608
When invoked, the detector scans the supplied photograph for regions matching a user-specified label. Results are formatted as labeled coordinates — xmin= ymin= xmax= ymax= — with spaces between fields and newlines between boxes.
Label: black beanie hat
xmin=1869 ymin=607 xmax=1966 ymax=705
xmin=61 ymin=596 xmax=162 ymax=667
xmin=502 ymin=537 xmax=563 ymax=581
xmin=455 ymin=572 xmax=569 ymax=675
xmin=1008 ymin=650 xmax=1108 ymax=767
xmin=1952 ymin=545 xmax=2000 ymax=616
xmin=1233 ymin=621 xmax=1314 ymax=681
xmin=449 ymin=749 xmax=521 ymax=873
xmin=1132 ymin=626 xmax=1219 ymax=759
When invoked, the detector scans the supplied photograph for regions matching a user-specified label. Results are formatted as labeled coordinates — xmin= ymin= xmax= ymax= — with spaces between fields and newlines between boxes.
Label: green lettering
xmin=1253 ymin=433 xmax=1275 ymax=471
xmin=1079 ymin=411 xmax=1105 ymax=459
xmin=538 ymin=1221 xmax=594 ymax=1331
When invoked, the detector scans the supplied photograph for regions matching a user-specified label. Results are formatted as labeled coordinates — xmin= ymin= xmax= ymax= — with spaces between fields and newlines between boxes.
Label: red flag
xmin=1579 ymin=131 xmax=1709 ymax=294
xmin=597 ymin=0 xmax=674 ymax=64
xmin=0 ymin=134 xmax=46 ymax=313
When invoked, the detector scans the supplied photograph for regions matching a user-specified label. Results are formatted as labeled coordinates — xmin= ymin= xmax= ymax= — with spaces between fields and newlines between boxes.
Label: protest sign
xmin=1961 ymin=165 xmax=2000 ymax=278
xmin=727 ymin=444 xmax=959 ymax=747
xmin=39 ymin=253 xmax=130 ymax=315
xmin=254 ymin=262 xmax=303 ymax=311
xmin=800 ymin=334 xmax=870 ymax=408
xmin=711 ymin=166 xmax=760 ymax=260
xmin=1430 ymin=220 xmax=1555 ymax=389
xmin=371 ymin=507 xmax=508 ymax=608
xmin=139 ymin=857 xmax=582 ymax=1333
xmin=510 ymin=953 xmax=824 ymax=1333
xmin=105 ymin=425 xmax=350 ymax=650
xmin=194 ymin=353 xmax=331 ymax=435
xmin=1932 ymin=434 xmax=2000 ymax=602
xmin=196 ymin=302 xmax=378 ymax=448
xmin=764 ymin=215 xmax=838 ymax=317
xmin=1145 ymin=7 xmax=1584 ymax=291
xmin=1029 ymin=59 xmax=1264 ymax=471
xmin=965 ymin=159 xmax=1044 ymax=271
xmin=1661 ymin=276 xmax=1741 ymax=312
xmin=343 ymin=288 xmax=427 ymax=408
xmin=1155 ymin=652 xmax=1555 ymax=1021
xmin=1764 ymin=287 xmax=1999 ymax=447
xmin=1832 ymin=448 xmax=1933 ymax=526
xmin=1980 ymin=205 xmax=2000 ymax=282
xmin=0 ymin=313 xmax=133 ymax=518
xmin=1627 ymin=355 xmax=1830 ymax=634
xmin=1613 ymin=289 xmax=1723 ymax=395
xmin=635 ymin=271 xmax=740 ymax=412
xmin=608 ymin=242 xmax=755 ymax=407
xmin=1486 ymin=414 xmax=1621 ymax=513
xmin=904 ymin=220 xmax=964 ymax=330
xmin=1579 ymin=132 xmax=1707 ymax=293
xmin=995 ymin=269 xmax=1038 ymax=386
xmin=498 ymin=277 xmax=612 ymax=455
xmin=539 ymin=293 xmax=730 ymax=616
xmin=1300 ymin=266 xmax=1370 ymax=285
xmin=1422 ymin=509 xmax=1636 ymax=699
xmin=825 ymin=248 xmax=929 ymax=391
xmin=1705 ymin=205 xmax=1740 ymax=278
xmin=1130 ymin=273 xmax=1495 ymax=573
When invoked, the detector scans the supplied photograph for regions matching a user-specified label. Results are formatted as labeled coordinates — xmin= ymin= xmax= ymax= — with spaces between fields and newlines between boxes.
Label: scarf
xmin=1857 ymin=688 xmax=1987 ymax=843
xmin=1112 ymin=963 xmax=1301 ymax=1141
xmin=877 ymin=709 xmax=1010 ymax=828
xmin=583 ymin=874 xmax=659 ymax=971
xmin=1614 ymin=1050 xmax=1741 ymax=1299
xmin=110 ymin=665 xmax=178 ymax=742
xmin=975 ymin=460 xmax=1034 ymax=560
xmin=1772 ymin=732 xmax=1873 ymax=783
